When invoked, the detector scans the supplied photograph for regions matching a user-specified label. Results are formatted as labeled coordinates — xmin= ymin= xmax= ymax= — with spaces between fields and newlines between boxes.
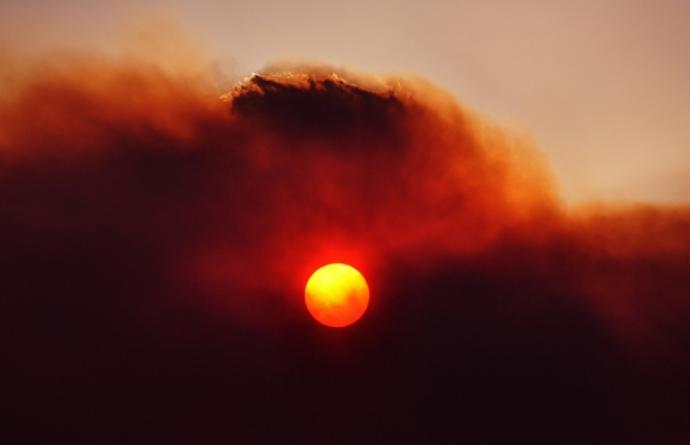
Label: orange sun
xmin=304 ymin=263 xmax=370 ymax=328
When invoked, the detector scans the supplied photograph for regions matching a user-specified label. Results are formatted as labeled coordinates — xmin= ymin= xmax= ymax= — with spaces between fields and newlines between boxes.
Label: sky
xmin=2 ymin=0 xmax=689 ymax=203
xmin=3 ymin=2 xmax=690 ymax=444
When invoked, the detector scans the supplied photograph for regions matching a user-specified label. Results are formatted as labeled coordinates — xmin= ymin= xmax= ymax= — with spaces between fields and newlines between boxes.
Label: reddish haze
xmin=2 ymin=54 xmax=690 ymax=443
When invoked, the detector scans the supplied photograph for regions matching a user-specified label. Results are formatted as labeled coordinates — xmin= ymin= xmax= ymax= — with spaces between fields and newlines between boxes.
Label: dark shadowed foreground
xmin=2 ymin=59 xmax=690 ymax=444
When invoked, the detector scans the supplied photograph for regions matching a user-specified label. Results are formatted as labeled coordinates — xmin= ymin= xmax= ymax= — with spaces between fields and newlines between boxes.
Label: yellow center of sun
xmin=304 ymin=263 xmax=370 ymax=328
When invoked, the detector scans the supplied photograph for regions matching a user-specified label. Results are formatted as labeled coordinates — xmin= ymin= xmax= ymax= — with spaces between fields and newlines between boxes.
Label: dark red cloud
xmin=2 ymin=57 xmax=690 ymax=444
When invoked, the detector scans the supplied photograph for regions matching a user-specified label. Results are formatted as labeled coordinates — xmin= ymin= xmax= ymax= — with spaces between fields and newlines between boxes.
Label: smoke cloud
xmin=2 ymin=53 xmax=690 ymax=444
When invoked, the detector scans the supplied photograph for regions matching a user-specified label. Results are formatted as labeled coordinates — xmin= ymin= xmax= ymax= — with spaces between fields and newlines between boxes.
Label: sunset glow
xmin=3 ymin=2 xmax=690 ymax=441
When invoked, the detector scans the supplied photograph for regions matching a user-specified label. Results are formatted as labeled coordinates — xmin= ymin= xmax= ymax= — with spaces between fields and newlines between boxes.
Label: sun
xmin=304 ymin=263 xmax=370 ymax=328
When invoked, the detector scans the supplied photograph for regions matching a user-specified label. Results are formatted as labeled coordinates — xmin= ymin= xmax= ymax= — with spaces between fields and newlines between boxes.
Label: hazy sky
xmin=2 ymin=0 xmax=689 ymax=203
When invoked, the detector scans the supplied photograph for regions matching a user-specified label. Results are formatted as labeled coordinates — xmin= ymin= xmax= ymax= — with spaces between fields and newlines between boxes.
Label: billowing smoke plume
xmin=2 ymin=55 xmax=690 ymax=444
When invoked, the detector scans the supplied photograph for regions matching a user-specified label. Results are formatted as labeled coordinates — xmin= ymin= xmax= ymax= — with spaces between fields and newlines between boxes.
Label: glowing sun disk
xmin=304 ymin=263 xmax=369 ymax=328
